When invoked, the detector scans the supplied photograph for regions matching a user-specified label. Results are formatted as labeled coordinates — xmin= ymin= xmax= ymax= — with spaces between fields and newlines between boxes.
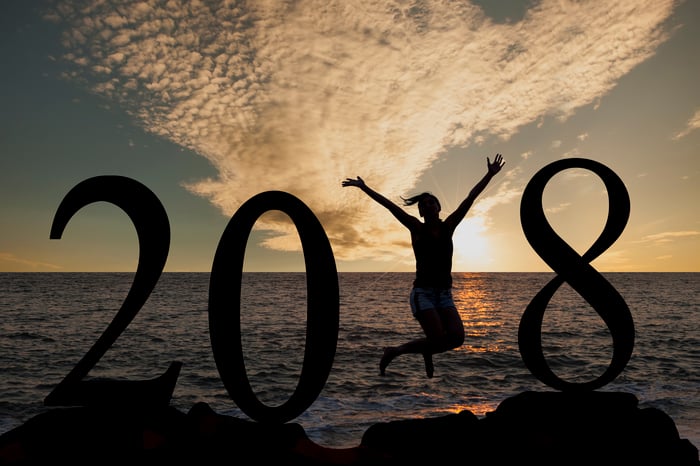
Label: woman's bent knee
xmin=432 ymin=332 xmax=463 ymax=352
xmin=446 ymin=332 xmax=464 ymax=349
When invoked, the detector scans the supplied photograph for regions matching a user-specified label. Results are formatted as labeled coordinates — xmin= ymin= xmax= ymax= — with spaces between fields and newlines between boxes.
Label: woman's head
xmin=402 ymin=192 xmax=441 ymax=218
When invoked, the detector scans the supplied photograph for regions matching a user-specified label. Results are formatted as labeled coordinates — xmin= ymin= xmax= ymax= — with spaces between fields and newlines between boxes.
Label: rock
xmin=361 ymin=391 xmax=699 ymax=465
xmin=1 ymin=392 xmax=698 ymax=465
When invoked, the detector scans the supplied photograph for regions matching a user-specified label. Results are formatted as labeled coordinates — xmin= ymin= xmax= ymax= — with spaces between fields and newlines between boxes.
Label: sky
xmin=1 ymin=0 xmax=698 ymax=273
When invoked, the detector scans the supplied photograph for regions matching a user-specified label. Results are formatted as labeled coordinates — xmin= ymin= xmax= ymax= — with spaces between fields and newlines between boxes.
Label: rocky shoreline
xmin=1 ymin=391 xmax=698 ymax=465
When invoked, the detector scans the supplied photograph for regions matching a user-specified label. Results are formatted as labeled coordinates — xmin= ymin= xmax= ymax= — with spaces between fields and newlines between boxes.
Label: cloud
xmin=544 ymin=202 xmax=572 ymax=215
xmin=672 ymin=108 xmax=700 ymax=140
xmin=44 ymin=0 xmax=676 ymax=263
xmin=635 ymin=230 xmax=700 ymax=244
xmin=0 ymin=253 xmax=63 ymax=271
xmin=594 ymin=249 xmax=631 ymax=267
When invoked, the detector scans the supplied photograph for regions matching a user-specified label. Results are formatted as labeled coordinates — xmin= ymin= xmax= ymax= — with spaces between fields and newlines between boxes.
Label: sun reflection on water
xmin=438 ymin=402 xmax=500 ymax=417
xmin=451 ymin=274 xmax=507 ymax=355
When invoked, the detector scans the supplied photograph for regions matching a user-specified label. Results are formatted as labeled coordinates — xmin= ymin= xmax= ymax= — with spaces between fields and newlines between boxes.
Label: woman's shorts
xmin=410 ymin=287 xmax=455 ymax=317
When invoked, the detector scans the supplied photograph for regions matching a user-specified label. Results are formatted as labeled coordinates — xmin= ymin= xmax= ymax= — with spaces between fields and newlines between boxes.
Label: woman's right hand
xmin=342 ymin=176 xmax=365 ymax=188
xmin=487 ymin=153 xmax=505 ymax=175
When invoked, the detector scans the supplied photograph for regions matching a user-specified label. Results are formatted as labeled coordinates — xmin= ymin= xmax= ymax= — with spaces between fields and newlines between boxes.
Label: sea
xmin=1 ymin=272 xmax=698 ymax=450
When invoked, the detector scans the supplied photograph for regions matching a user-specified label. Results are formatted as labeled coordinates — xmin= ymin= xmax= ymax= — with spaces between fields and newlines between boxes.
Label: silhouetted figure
xmin=342 ymin=154 xmax=505 ymax=377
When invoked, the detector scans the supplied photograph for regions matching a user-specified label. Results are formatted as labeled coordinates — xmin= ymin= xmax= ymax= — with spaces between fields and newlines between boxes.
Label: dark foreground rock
xmin=1 ymin=391 xmax=697 ymax=465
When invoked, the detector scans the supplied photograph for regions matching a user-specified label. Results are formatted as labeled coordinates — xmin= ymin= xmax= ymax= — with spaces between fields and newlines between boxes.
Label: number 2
xmin=44 ymin=175 xmax=181 ymax=407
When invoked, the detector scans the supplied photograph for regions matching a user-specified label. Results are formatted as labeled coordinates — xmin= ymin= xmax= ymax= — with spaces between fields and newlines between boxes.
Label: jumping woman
xmin=342 ymin=154 xmax=505 ymax=377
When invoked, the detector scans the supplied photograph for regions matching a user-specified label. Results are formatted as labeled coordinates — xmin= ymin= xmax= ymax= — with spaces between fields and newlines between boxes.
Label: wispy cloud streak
xmin=636 ymin=230 xmax=700 ymax=244
xmin=0 ymin=253 xmax=63 ymax=271
xmin=673 ymin=108 xmax=700 ymax=140
xmin=44 ymin=0 xmax=676 ymax=262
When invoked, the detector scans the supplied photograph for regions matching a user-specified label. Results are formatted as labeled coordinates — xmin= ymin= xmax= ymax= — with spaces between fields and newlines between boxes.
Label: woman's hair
xmin=401 ymin=192 xmax=441 ymax=210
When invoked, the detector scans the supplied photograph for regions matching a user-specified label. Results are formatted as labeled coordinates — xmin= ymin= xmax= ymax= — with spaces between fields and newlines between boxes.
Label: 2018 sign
xmin=43 ymin=158 xmax=634 ymax=423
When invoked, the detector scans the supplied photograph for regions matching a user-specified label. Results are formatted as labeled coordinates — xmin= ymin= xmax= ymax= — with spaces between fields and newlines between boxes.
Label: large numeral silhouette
xmin=44 ymin=176 xmax=181 ymax=407
xmin=518 ymin=158 xmax=634 ymax=391
xmin=209 ymin=191 xmax=339 ymax=423
xmin=42 ymin=160 xmax=634 ymax=417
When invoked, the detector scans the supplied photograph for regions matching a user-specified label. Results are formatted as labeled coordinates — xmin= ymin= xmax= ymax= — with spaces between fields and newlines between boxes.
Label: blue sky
xmin=1 ymin=0 xmax=698 ymax=272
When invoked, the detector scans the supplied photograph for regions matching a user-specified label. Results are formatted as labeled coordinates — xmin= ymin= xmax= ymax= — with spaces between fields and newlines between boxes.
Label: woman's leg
xmin=379 ymin=346 xmax=400 ymax=375
xmin=379 ymin=291 xmax=464 ymax=377
xmin=379 ymin=341 xmax=435 ymax=378
xmin=379 ymin=309 xmax=443 ymax=377
xmin=414 ymin=308 xmax=464 ymax=377
xmin=436 ymin=306 xmax=465 ymax=350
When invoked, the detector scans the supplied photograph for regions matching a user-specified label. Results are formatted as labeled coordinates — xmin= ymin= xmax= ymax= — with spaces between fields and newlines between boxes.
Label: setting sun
xmin=453 ymin=218 xmax=491 ymax=271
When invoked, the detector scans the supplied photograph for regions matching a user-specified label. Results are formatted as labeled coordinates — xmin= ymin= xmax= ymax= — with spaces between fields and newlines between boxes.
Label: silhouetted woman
xmin=342 ymin=154 xmax=505 ymax=377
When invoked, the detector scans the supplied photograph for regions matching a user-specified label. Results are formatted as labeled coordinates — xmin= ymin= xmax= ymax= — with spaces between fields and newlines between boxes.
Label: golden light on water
xmin=459 ymin=343 xmax=506 ymax=354
xmin=451 ymin=277 xmax=507 ymax=354
xmin=439 ymin=402 xmax=500 ymax=417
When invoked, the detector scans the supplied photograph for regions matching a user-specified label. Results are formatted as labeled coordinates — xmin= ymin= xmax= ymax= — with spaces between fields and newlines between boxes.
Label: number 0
xmin=208 ymin=191 xmax=339 ymax=423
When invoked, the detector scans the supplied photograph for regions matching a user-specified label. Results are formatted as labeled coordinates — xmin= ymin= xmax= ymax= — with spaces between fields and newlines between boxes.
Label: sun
xmin=452 ymin=218 xmax=491 ymax=271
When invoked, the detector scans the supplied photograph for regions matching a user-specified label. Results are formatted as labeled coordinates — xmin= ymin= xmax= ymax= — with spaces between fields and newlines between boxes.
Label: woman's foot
xmin=379 ymin=347 xmax=398 ymax=375
xmin=422 ymin=352 xmax=434 ymax=378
